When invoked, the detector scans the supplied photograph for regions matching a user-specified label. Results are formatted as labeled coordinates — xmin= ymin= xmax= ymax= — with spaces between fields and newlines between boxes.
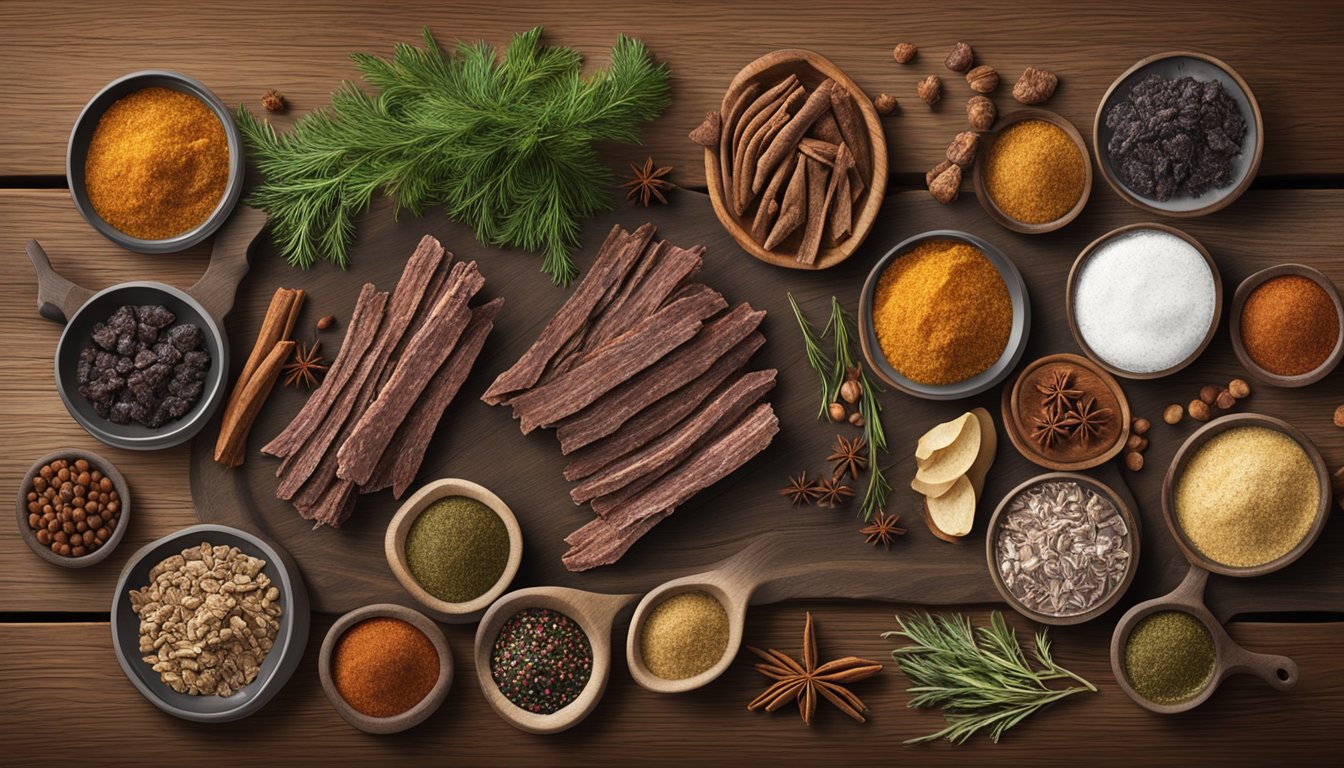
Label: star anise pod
xmin=620 ymin=157 xmax=674 ymax=207
xmin=1036 ymin=367 xmax=1083 ymax=416
xmin=780 ymin=470 xmax=822 ymax=507
xmin=814 ymin=476 xmax=854 ymax=508
xmin=859 ymin=512 xmax=907 ymax=550
xmin=282 ymin=341 xmax=327 ymax=389
xmin=747 ymin=612 xmax=883 ymax=725
xmin=1029 ymin=408 xmax=1070 ymax=450
xmin=826 ymin=434 xmax=867 ymax=481
xmin=1062 ymin=396 xmax=1113 ymax=448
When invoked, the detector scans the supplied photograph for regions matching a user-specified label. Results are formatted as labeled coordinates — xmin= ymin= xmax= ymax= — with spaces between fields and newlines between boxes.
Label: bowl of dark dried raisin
xmin=1093 ymin=51 xmax=1262 ymax=218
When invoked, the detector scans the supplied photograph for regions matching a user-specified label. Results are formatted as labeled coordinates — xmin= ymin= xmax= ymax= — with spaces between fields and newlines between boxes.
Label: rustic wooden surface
xmin=2 ymin=1 xmax=1343 ymax=765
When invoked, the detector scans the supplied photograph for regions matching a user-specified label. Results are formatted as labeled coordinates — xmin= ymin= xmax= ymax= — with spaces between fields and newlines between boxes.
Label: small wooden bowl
xmin=858 ymin=229 xmax=1032 ymax=400
xmin=1000 ymin=353 xmax=1131 ymax=471
xmin=1162 ymin=413 xmax=1331 ymax=578
xmin=1066 ymin=223 xmax=1222 ymax=380
xmin=385 ymin=478 xmax=523 ymax=624
xmin=704 ymin=49 xmax=887 ymax=270
xmin=1094 ymin=51 xmax=1263 ymax=218
xmin=318 ymin=603 xmax=453 ymax=734
xmin=986 ymin=472 xmax=1140 ymax=626
xmin=972 ymin=108 xmax=1092 ymax=234
xmin=15 ymin=448 xmax=130 ymax=569
xmin=1110 ymin=566 xmax=1296 ymax=714
xmin=1228 ymin=264 xmax=1344 ymax=387
xmin=626 ymin=579 xmax=746 ymax=695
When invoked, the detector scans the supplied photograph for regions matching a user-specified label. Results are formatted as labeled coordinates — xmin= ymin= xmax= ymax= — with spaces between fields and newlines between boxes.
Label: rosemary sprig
xmin=786 ymin=293 xmax=834 ymax=420
xmin=883 ymin=611 xmax=1096 ymax=745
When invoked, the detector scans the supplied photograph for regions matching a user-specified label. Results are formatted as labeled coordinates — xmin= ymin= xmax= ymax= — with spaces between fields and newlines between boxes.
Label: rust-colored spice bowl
xmin=1000 ymin=353 xmax=1131 ymax=471
xmin=1229 ymin=264 xmax=1344 ymax=388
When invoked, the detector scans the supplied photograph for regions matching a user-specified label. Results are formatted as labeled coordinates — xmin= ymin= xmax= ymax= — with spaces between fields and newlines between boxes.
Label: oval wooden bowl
xmin=972 ymin=108 xmax=1092 ymax=234
xmin=703 ymin=49 xmax=887 ymax=270
xmin=318 ymin=603 xmax=454 ymax=734
xmin=384 ymin=478 xmax=523 ymax=624
xmin=986 ymin=472 xmax=1141 ymax=626
xmin=1110 ymin=566 xmax=1297 ymax=714
xmin=1228 ymin=264 xmax=1344 ymax=387
xmin=626 ymin=575 xmax=747 ymax=695
xmin=1093 ymin=51 xmax=1263 ymax=218
xmin=1000 ymin=353 xmax=1131 ymax=471
xmin=1161 ymin=413 xmax=1331 ymax=578
xmin=1066 ymin=222 xmax=1222 ymax=380
xmin=16 ymin=448 xmax=130 ymax=569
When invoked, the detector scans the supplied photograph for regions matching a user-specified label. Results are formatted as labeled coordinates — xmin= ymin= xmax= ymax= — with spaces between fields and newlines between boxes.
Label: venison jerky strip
xmin=338 ymin=261 xmax=484 ymax=486
xmin=570 ymin=283 xmax=717 ymax=372
xmin=718 ymin=83 xmax=762 ymax=215
xmin=735 ymin=108 xmax=791 ymax=216
xmin=557 ymin=304 xmax=765 ymax=456
xmin=563 ymin=331 xmax=764 ymax=481
xmin=752 ymin=79 xmax=835 ymax=194
xmin=796 ymin=156 xmax=831 ymax=265
xmin=809 ymin=110 xmax=844 ymax=144
xmin=829 ymin=87 xmax=872 ymax=186
xmin=509 ymin=288 xmax=727 ymax=433
xmin=828 ymin=143 xmax=855 ymax=241
xmin=561 ymin=509 xmax=673 ymax=572
xmin=582 ymin=241 xmax=702 ymax=353
xmin=573 ymin=369 xmax=777 ymax=504
xmin=482 ymin=223 xmax=651 ymax=404
xmin=750 ymin=147 xmax=796 ymax=243
xmin=764 ymin=154 xmax=808 ymax=251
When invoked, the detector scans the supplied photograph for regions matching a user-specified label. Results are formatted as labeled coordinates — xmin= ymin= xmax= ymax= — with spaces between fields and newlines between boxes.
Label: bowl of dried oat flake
xmin=110 ymin=523 xmax=309 ymax=722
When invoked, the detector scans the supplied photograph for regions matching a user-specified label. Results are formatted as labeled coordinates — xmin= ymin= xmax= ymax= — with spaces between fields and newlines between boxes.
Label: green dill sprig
xmin=238 ymin=27 xmax=670 ymax=284
xmin=883 ymin=611 xmax=1096 ymax=745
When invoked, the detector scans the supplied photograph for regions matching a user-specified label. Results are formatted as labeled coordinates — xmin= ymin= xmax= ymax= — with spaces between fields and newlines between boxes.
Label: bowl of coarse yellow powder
xmin=974 ymin=109 xmax=1091 ymax=234
xmin=67 ymin=70 xmax=244 ymax=253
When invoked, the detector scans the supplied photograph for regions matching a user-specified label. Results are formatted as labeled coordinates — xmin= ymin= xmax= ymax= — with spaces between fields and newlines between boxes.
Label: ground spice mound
xmin=1124 ymin=610 xmax=1215 ymax=705
xmin=984 ymin=120 xmax=1085 ymax=224
xmin=1240 ymin=275 xmax=1340 ymax=377
xmin=332 ymin=617 xmax=440 ymax=718
xmin=872 ymin=240 xmax=1012 ymax=385
xmin=85 ymin=86 xmax=229 ymax=240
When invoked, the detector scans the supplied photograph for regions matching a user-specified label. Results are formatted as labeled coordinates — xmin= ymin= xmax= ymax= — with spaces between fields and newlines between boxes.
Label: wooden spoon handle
xmin=26 ymin=240 xmax=93 ymax=324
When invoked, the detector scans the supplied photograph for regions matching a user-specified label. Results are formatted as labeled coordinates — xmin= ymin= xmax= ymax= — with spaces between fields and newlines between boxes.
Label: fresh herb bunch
xmin=883 ymin=611 xmax=1096 ymax=745
xmin=237 ymin=27 xmax=670 ymax=284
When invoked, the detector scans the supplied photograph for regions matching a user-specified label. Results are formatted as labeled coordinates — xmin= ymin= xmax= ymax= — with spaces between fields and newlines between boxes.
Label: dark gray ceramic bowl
xmin=15 ymin=448 xmax=131 ymax=569
xmin=55 ymin=281 xmax=228 ymax=451
xmin=859 ymin=230 xmax=1032 ymax=400
xmin=110 ymin=523 xmax=309 ymax=723
xmin=67 ymin=70 xmax=244 ymax=253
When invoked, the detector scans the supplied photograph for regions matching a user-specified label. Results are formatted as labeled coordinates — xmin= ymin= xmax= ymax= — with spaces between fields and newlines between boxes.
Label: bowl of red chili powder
xmin=1230 ymin=264 xmax=1343 ymax=387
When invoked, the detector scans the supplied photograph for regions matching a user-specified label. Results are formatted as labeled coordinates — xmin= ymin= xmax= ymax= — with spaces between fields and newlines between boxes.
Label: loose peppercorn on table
xmin=2 ymin=1 xmax=1344 ymax=765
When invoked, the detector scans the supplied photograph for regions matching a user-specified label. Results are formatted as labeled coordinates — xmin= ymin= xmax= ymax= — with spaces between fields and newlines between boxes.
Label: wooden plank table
xmin=1 ymin=1 xmax=1341 ymax=764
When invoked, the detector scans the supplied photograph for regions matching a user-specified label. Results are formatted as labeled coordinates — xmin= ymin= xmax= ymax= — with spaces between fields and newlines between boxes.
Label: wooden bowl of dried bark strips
xmin=694 ymin=49 xmax=887 ymax=270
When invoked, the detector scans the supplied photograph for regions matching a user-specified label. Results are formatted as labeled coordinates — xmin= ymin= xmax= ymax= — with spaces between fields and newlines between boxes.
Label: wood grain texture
xmin=0 ymin=609 xmax=1340 ymax=764
xmin=1 ymin=0 xmax=1342 ymax=182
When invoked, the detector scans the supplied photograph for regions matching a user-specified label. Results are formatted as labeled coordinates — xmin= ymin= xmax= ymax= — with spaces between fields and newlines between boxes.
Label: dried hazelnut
xmin=893 ymin=43 xmax=917 ymax=64
xmin=1124 ymin=451 xmax=1144 ymax=472
xmin=926 ymin=159 xmax=953 ymax=188
xmin=965 ymin=65 xmax=999 ymax=93
xmin=1188 ymin=399 xmax=1211 ymax=422
xmin=261 ymin=89 xmax=286 ymax=113
xmin=848 ymin=412 xmax=865 ymax=428
xmin=874 ymin=93 xmax=898 ymax=115
xmin=1215 ymin=389 xmax=1237 ymax=411
xmin=946 ymin=131 xmax=979 ymax=168
xmin=1229 ymin=378 xmax=1251 ymax=399
xmin=1126 ymin=434 xmax=1149 ymax=453
xmin=1012 ymin=67 xmax=1058 ymax=104
xmin=1334 ymin=404 xmax=1344 ymax=428
xmin=966 ymin=95 xmax=996 ymax=131
xmin=840 ymin=379 xmax=863 ymax=404
xmin=1132 ymin=417 xmax=1151 ymax=436
xmin=1163 ymin=403 xmax=1184 ymax=425
xmin=928 ymin=163 xmax=961 ymax=205
xmin=316 ymin=314 xmax=336 ymax=331
xmin=944 ymin=42 xmax=974 ymax=73
xmin=917 ymin=75 xmax=942 ymax=105
xmin=828 ymin=402 xmax=847 ymax=423
xmin=1198 ymin=385 xmax=1220 ymax=405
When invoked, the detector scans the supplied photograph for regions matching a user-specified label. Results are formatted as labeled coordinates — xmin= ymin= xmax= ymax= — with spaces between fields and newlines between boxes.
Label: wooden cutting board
xmin=190 ymin=188 xmax=1344 ymax=622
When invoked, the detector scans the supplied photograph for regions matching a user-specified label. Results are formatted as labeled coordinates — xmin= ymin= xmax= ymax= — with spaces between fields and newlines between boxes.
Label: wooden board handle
xmin=26 ymin=240 xmax=93 ymax=324
xmin=189 ymin=205 xmax=267 ymax=321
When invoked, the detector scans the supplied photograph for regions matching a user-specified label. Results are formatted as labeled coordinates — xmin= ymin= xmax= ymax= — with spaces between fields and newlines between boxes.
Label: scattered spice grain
xmin=983 ymin=119 xmax=1084 ymax=224
xmin=639 ymin=591 xmax=730 ymax=680
xmin=332 ymin=617 xmax=439 ymax=718
xmin=1239 ymin=275 xmax=1340 ymax=377
xmin=1124 ymin=611 xmax=1215 ymax=705
xmin=404 ymin=496 xmax=510 ymax=603
xmin=491 ymin=607 xmax=592 ymax=714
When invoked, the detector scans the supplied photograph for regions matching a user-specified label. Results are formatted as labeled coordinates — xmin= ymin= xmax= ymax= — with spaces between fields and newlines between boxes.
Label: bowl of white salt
xmin=1066 ymin=223 xmax=1222 ymax=380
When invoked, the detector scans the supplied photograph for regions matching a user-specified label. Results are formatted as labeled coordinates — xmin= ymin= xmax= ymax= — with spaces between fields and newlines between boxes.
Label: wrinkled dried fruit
xmin=893 ymin=42 xmax=917 ymax=64
xmin=946 ymin=131 xmax=979 ymax=168
xmin=918 ymin=75 xmax=942 ymax=105
xmin=928 ymin=162 xmax=961 ymax=204
xmin=966 ymin=65 xmax=998 ymax=93
xmin=1012 ymin=66 xmax=1058 ymax=104
xmin=926 ymin=159 xmax=953 ymax=188
xmin=874 ymin=93 xmax=897 ymax=115
xmin=966 ymin=95 xmax=996 ymax=131
xmin=840 ymin=379 xmax=863 ymax=404
xmin=944 ymin=42 xmax=974 ymax=73
xmin=1163 ymin=404 xmax=1184 ymax=425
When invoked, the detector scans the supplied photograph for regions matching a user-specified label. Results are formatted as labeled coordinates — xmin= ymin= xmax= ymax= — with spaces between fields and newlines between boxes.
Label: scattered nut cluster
xmin=1163 ymin=378 xmax=1251 ymax=425
xmin=129 ymin=543 xmax=283 ymax=697
xmin=25 ymin=457 xmax=122 ymax=558
xmin=874 ymin=92 xmax=898 ymax=114
xmin=828 ymin=369 xmax=867 ymax=427
xmin=261 ymin=89 xmax=286 ymax=113
xmin=1123 ymin=417 xmax=1150 ymax=472
xmin=1333 ymin=404 xmax=1344 ymax=429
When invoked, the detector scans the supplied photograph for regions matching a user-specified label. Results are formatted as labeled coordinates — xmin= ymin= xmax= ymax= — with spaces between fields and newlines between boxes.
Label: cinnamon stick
xmin=829 ymin=87 xmax=872 ymax=186
xmin=796 ymin=156 xmax=831 ymax=265
xmin=809 ymin=110 xmax=844 ymax=144
xmin=750 ymin=148 xmax=795 ymax=243
xmin=828 ymin=143 xmax=855 ymax=242
xmin=214 ymin=340 xmax=295 ymax=467
xmin=719 ymin=83 xmax=762 ymax=214
xmin=764 ymin=154 xmax=808 ymax=251
xmin=732 ymin=75 xmax=798 ymax=150
xmin=736 ymin=108 xmax=790 ymax=215
xmin=799 ymin=138 xmax=838 ymax=166
xmin=215 ymin=287 xmax=302 ymax=467
xmin=752 ymin=79 xmax=835 ymax=194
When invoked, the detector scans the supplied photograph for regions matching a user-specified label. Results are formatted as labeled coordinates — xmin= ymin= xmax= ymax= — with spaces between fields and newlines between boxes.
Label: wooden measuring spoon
xmin=1109 ymin=564 xmax=1298 ymax=714
xmin=473 ymin=586 xmax=639 ymax=734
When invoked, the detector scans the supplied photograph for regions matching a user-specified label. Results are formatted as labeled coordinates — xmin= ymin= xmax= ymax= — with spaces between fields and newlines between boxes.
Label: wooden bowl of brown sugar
xmin=973 ymin=108 xmax=1092 ymax=234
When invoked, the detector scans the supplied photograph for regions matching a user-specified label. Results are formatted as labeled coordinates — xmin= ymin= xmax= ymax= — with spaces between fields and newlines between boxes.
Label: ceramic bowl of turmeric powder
xmin=973 ymin=109 xmax=1092 ymax=234
xmin=858 ymin=230 xmax=1031 ymax=400
xmin=67 ymin=70 xmax=243 ymax=253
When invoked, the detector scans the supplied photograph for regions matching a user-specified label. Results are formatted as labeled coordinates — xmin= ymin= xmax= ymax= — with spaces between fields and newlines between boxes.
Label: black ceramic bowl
xmin=67 ymin=70 xmax=244 ymax=253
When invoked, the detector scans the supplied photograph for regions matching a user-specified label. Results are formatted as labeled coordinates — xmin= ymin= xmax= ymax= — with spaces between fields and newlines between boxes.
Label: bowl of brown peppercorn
xmin=16 ymin=449 xmax=129 ymax=568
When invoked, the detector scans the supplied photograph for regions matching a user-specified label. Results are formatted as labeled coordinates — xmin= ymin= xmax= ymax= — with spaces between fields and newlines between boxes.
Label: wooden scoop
xmin=1109 ymin=565 xmax=1298 ymax=714
xmin=473 ymin=586 xmax=639 ymax=734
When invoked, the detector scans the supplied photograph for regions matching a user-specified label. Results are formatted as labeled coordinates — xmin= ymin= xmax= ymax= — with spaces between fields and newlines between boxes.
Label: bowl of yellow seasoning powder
xmin=67 ymin=70 xmax=243 ymax=253
xmin=974 ymin=109 xmax=1091 ymax=234
xmin=859 ymin=230 xmax=1030 ymax=400
xmin=385 ymin=478 xmax=524 ymax=623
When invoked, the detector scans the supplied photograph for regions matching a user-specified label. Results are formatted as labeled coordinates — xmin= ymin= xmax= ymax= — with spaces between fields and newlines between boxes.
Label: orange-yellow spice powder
xmin=332 ymin=617 xmax=439 ymax=718
xmin=983 ymin=119 xmax=1084 ymax=224
xmin=872 ymin=240 xmax=1012 ymax=385
xmin=84 ymin=86 xmax=229 ymax=240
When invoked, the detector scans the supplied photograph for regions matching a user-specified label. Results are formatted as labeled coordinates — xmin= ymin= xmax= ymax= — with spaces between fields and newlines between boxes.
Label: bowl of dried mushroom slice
xmin=694 ymin=49 xmax=887 ymax=270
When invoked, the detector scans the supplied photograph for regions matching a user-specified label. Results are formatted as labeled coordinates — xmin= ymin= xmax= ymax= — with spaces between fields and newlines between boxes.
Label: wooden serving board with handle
xmin=190 ymin=189 xmax=1344 ymax=622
